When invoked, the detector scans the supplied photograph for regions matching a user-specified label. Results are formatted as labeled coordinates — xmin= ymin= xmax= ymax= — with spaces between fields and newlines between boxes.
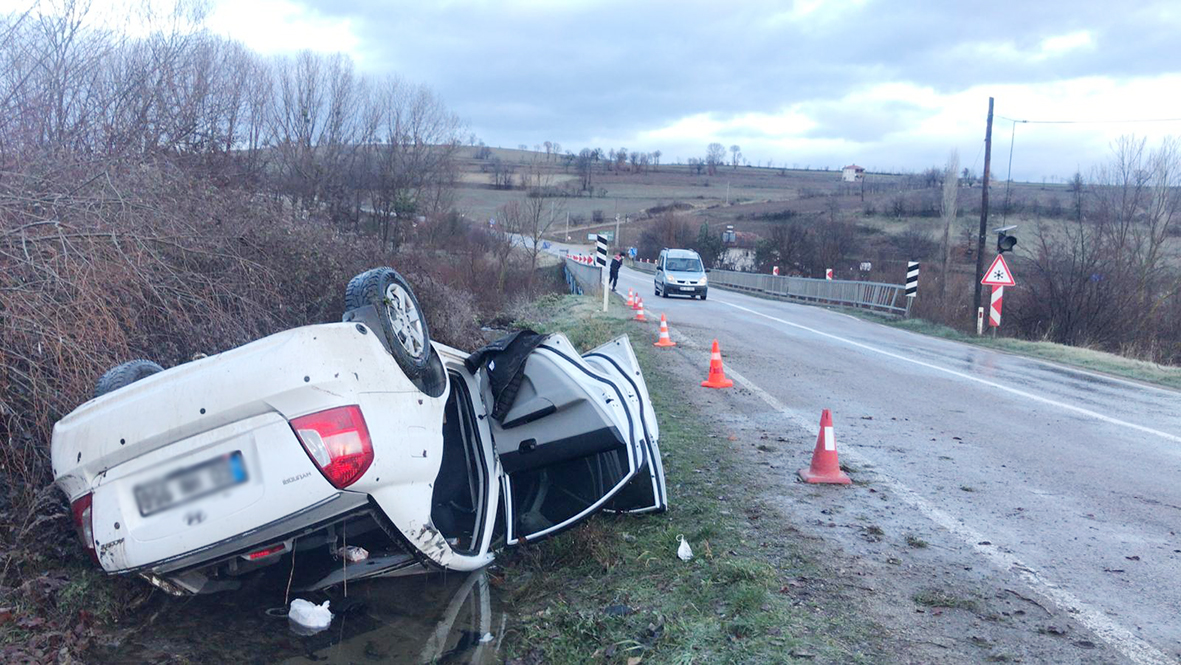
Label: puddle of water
xmin=93 ymin=569 xmax=505 ymax=664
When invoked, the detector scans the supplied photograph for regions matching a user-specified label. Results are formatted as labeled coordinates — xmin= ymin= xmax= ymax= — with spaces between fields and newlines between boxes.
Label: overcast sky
xmin=37 ymin=0 xmax=1181 ymax=181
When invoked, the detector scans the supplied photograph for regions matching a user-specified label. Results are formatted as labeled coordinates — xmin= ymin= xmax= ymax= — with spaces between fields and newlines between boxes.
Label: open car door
xmin=582 ymin=336 xmax=668 ymax=515
xmin=471 ymin=333 xmax=651 ymax=545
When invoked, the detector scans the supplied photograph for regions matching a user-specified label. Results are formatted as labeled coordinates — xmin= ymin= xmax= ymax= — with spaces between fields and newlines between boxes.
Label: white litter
xmin=288 ymin=598 xmax=333 ymax=635
xmin=336 ymin=545 xmax=369 ymax=563
xmin=479 ymin=632 xmax=495 ymax=643
xmin=676 ymin=534 xmax=693 ymax=561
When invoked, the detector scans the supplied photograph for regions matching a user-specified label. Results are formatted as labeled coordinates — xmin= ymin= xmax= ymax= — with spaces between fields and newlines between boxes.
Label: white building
xmin=841 ymin=164 xmax=865 ymax=182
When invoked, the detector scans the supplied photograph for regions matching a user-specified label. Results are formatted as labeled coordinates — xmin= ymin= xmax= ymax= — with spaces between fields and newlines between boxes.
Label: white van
xmin=654 ymin=248 xmax=708 ymax=300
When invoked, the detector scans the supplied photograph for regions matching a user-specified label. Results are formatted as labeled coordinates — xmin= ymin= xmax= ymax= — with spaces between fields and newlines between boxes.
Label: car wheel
xmin=701 ymin=291 xmax=708 ymax=301
xmin=94 ymin=360 xmax=163 ymax=398
xmin=346 ymin=267 xmax=432 ymax=379
xmin=654 ymin=283 xmax=660 ymax=296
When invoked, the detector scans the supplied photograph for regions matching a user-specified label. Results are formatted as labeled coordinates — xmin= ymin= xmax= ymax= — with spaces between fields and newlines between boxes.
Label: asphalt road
xmin=558 ymin=247 xmax=1180 ymax=663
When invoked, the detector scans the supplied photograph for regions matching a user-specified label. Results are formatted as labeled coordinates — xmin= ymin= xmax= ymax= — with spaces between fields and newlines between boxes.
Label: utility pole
xmin=973 ymin=97 xmax=994 ymax=324
xmin=614 ymin=214 xmax=622 ymax=250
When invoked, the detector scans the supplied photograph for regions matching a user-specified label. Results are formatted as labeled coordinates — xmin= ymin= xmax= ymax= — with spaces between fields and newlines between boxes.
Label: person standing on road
xmin=609 ymin=252 xmax=623 ymax=291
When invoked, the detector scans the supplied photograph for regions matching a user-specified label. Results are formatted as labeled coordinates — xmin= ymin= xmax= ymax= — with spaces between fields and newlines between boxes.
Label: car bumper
xmin=667 ymin=284 xmax=706 ymax=296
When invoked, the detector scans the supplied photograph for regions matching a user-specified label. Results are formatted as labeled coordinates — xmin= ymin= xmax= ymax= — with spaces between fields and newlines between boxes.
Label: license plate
xmin=134 ymin=451 xmax=247 ymax=517
xmin=680 ymin=286 xmax=694 ymax=291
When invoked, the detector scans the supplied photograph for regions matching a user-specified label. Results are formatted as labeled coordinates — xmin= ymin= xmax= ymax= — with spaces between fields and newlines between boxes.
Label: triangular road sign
xmin=981 ymin=254 xmax=1016 ymax=286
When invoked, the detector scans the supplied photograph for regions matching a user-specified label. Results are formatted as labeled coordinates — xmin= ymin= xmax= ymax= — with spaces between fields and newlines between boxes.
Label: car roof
xmin=664 ymin=249 xmax=700 ymax=258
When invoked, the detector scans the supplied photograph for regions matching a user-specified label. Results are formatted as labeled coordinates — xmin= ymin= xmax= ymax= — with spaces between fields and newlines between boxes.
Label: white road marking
xmin=722 ymin=365 xmax=1174 ymax=665
xmin=718 ymin=300 xmax=1181 ymax=445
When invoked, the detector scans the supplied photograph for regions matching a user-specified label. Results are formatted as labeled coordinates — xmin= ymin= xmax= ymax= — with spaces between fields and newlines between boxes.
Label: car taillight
xmin=290 ymin=405 xmax=374 ymax=489
xmin=70 ymin=493 xmax=97 ymax=562
xmin=244 ymin=543 xmax=285 ymax=560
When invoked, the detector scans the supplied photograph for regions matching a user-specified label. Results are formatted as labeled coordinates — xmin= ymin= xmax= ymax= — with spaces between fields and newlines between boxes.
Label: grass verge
xmin=500 ymin=294 xmax=880 ymax=664
xmin=849 ymin=312 xmax=1181 ymax=390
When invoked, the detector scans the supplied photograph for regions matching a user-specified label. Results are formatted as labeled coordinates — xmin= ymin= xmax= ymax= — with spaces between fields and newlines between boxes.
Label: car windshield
xmin=666 ymin=258 xmax=702 ymax=272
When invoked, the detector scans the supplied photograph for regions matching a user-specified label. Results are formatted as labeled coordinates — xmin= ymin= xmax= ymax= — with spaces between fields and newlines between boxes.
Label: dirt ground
xmin=643 ymin=327 xmax=1123 ymax=664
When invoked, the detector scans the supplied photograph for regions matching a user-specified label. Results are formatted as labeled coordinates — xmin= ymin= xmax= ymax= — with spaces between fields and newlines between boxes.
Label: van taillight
xmin=70 ymin=493 xmax=97 ymax=562
xmin=290 ymin=406 xmax=374 ymax=489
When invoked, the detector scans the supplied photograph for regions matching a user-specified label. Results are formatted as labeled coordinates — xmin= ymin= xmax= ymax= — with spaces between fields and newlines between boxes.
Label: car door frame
xmin=485 ymin=335 xmax=648 ymax=547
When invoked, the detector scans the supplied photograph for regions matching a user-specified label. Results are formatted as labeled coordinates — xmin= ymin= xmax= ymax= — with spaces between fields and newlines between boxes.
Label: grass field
xmin=449 ymin=145 xmax=1128 ymax=272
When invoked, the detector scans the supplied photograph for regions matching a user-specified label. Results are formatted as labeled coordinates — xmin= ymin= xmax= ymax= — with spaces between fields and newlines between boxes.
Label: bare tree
xmin=706 ymin=143 xmax=726 ymax=175
xmin=520 ymin=188 xmax=564 ymax=280
xmin=730 ymin=144 xmax=741 ymax=169
xmin=491 ymin=201 xmax=523 ymax=291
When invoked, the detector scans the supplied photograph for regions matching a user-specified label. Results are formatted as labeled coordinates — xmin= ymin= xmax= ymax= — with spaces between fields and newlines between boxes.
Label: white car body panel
xmin=51 ymin=315 xmax=664 ymax=592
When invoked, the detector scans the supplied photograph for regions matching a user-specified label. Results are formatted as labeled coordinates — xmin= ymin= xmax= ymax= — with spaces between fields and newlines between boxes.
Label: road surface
xmin=558 ymin=246 xmax=1180 ymax=664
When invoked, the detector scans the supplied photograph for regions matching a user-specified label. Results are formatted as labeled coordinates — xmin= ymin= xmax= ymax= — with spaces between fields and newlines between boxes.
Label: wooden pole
xmin=973 ymin=97 xmax=994 ymax=325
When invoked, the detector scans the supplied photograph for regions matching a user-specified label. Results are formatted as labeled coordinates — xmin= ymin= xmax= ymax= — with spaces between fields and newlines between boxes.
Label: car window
xmin=666 ymin=258 xmax=702 ymax=272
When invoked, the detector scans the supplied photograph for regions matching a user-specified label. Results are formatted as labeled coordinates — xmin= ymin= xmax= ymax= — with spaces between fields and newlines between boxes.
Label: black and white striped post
xmin=904 ymin=261 xmax=919 ymax=316
xmin=596 ymin=234 xmax=609 ymax=312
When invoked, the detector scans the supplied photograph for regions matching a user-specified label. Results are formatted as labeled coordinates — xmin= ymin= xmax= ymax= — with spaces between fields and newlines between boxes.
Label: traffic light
xmin=995 ymin=225 xmax=1017 ymax=254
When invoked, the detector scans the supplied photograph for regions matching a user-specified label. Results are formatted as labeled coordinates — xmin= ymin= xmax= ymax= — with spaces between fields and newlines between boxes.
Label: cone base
xmin=635 ymin=315 xmax=647 ymax=322
xmin=798 ymin=467 xmax=852 ymax=485
xmin=701 ymin=377 xmax=733 ymax=388
xmin=654 ymin=339 xmax=676 ymax=347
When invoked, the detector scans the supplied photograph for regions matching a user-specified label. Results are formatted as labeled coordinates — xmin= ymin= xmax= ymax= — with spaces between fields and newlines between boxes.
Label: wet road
xmin=604 ymin=261 xmax=1181 ymax=664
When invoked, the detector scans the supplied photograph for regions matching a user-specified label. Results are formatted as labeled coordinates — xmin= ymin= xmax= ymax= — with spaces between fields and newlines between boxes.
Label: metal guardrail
xmin=626 ymin=260 xmax=907 ymax=315
xmin=564 ymin=257 xmax=603 ymax=296
xmin=627 ymin=259 xmax=656 ymax=275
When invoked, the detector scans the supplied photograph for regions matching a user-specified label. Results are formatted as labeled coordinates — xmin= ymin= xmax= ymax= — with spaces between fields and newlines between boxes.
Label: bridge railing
xmin=626 ymin=260 xmax=907 ymax=315
xmin=564 ymin=256 xmax=603 ymax=296
xmin=707 ymin=269 xmax=908 ymax=314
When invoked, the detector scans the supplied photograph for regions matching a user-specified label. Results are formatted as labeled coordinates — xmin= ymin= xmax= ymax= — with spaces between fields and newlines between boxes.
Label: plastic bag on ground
xmin=288 ymin=598 xmax=333 ymax=635
xmin=676 ymin=534 xmax=693 ymax=561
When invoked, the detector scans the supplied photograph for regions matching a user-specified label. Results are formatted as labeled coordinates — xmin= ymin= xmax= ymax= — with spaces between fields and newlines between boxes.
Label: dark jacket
xmin=609 ymin=256 xmax=622 ymax=276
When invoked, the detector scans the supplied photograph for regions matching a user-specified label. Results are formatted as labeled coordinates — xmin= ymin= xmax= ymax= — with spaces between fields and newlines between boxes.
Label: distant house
xmin=841 ymin=164 xmax=865 ymax=182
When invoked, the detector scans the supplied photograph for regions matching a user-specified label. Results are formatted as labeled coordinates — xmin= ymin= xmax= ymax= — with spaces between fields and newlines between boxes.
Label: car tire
xmin=701 ymin=291 xmax=708 ymax=301
xmin=654 ymin=283 xmax=659 ymax=296
xmin=94 ymin=360 xmax=164 ymax=398
xmin=345 ymin=267 xmax=432 ymax=380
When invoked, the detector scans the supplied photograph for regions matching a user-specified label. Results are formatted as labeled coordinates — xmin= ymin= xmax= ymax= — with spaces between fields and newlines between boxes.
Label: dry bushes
xmin=0 ymin=156 xmax=547 ymax=532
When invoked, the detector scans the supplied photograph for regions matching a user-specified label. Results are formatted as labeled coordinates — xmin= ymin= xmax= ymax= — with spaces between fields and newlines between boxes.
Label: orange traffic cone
xmin=798 ymin=409 xmax=851 ymax=485
xmin=700 ymin=339 xmax=733 ymax=388
xmin=627 ymin=289 xmax=635 ymax=308
xmin=634 ymin=297 xmax=647 ymax=322
xmin=654 ymin=314 xmax=676 ymax=347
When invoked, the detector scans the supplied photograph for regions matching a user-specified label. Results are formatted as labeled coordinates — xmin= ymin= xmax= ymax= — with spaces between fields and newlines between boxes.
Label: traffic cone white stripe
xmin=823 ymin=426 xmax=835 ymax=451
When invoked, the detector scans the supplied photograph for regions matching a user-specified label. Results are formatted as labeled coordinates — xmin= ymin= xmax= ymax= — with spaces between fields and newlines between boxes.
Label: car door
xmin=655 ymin=252 xmax=666 ymax=293
xmin=481 ymin=334 xmax=649 ymax=545
xmin=582 ymin=336 xmax=667 ymax=515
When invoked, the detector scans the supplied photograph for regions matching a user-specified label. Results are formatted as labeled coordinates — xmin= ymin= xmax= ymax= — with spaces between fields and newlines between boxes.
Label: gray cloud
xmin=296 ymin=0 xmax=1181 ymax=176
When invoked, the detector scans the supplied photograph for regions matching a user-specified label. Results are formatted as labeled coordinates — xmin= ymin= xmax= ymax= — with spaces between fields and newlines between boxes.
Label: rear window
xmin=666 ymin=257 xmax=702 ymax=272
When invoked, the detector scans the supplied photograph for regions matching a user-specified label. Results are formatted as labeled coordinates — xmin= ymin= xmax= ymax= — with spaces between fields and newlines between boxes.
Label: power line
xmin=997 ymin=115 xmax=1181 ymax=125
xmin=1002 ymin=121 xmax=1017 ymax=223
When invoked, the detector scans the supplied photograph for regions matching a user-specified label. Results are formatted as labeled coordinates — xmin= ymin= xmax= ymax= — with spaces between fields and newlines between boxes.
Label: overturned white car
xmin=51 ymin=268 xmax=666 ymax=595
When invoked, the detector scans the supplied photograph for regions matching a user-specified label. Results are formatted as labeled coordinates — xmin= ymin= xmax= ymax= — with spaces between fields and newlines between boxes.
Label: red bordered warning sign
xmin=981 ymin=254 xmax=1016 ymax=287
